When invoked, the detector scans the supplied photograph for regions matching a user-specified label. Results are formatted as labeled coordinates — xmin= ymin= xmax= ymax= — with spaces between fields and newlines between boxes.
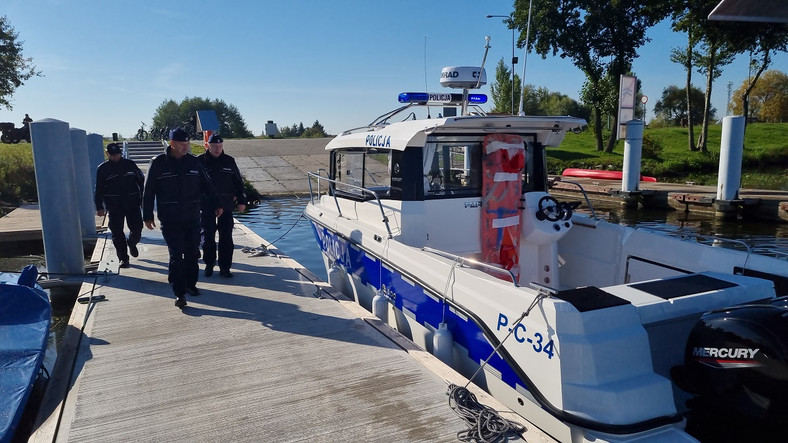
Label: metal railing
xmin=307 ymin=170 xmax=393 ymax=238
xmin=422 ymin=246 xmax=519 ymax=287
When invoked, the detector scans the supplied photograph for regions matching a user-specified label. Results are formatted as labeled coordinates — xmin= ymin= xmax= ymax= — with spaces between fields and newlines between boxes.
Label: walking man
xmin=94 ymin=142 xmax=144 ymax=268
xmin=143 ymin=128 xmax=222 ymax=309
xmin=198 ymin=134 xmax=247 ymax=277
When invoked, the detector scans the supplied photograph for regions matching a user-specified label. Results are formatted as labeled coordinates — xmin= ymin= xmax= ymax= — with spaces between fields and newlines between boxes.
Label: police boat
xmin=303 ymin=65 xmax=788 ymax=442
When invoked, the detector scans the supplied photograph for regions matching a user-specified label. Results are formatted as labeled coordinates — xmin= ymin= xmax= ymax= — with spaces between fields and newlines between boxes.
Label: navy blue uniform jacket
xmin=143 ymin=146 xmax=220 ymax=224
xmin=94 ymin=158 xmax=145 ymax=210
xmin=196 ymin=151 xmax=247 ymax=212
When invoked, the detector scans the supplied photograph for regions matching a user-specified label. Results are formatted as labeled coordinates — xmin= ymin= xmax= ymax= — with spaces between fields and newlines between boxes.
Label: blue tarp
xmin=0 ymin=266 xmax=51 ymax=443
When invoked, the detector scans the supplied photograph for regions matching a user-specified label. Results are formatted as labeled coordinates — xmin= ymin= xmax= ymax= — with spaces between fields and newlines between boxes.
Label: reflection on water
xmin=238 ymin=197 xmax=787 ymax=282
xmin=235 ymin=198 xmax=326 ymax=280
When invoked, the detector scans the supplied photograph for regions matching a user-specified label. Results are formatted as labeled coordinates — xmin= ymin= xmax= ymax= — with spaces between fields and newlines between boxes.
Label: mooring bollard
xmin=714 ymin=116 xmax=745 ymax=219
xmin=30 ymin=119 xmax=85 ymax=276
xmin=70 ymin=128 xmax=97 ymax=238
xmin=622 ymin=120 xmax=644 ymax=193
xmin=87 ymin=133 xmax=105 ymax=193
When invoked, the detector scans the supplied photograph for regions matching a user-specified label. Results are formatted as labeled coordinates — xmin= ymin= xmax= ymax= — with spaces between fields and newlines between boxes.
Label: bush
xmin=641 ymin=133 xmax=663 ymax=159
xmin=0 ymin=145 xmax=37 ymax=204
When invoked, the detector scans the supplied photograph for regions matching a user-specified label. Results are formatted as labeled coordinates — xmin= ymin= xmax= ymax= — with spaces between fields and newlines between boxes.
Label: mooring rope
xmin=447 ymin=383 xmax=525 ymax=442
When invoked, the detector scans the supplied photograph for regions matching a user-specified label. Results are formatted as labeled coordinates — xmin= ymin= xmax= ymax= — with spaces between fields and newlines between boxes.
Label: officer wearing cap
xmin=143 ymin=127 xmax=222 ymax=308
xmin=94 ymin=142 xmax=145 ymax=268
xmin=198 ymin=134 xmax=247 ymax=278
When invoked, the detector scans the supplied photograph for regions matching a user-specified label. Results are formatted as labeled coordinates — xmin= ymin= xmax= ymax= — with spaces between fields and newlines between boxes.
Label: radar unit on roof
xmin=439 ymin=66 xmax=487 ymax=89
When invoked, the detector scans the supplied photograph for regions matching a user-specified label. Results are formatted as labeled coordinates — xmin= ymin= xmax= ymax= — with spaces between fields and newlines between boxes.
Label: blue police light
xmin=398 ymin=92 xmax=429 ymax=103
xmin=398 ymin=92 xmax=487 ymax=104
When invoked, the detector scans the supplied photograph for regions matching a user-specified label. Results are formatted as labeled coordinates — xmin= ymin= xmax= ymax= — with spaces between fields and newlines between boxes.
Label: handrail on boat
xmin=549 ymin=176 xmax=598 ymax=219
xmin=422 ymin=247 xmax=519 ymax=287
xmin=307 ymin=170 xmax=393 ymax=239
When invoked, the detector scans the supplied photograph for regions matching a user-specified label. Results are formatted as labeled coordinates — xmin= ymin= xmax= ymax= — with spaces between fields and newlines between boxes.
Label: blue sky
xmin=1 ymin=1 xmax=785 ymax=138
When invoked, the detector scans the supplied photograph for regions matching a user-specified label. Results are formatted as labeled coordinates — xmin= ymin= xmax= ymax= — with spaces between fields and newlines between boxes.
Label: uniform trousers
xmin=201 ymin=210 xmax=234 ymax=271
xmin=160 ymin=219 xmax=201 ymax=296
xmin=107 ymin=201 xmax=143 ymax=261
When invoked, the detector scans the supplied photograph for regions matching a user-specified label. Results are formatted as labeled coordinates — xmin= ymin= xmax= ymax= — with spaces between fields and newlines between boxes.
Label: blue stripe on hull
xmin=310 ymin=221 xmax=527 ymax=392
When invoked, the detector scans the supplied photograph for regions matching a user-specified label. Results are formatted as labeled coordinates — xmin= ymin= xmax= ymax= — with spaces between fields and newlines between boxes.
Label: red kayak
xmin=562 ymin=168 xmax=657 ymax=182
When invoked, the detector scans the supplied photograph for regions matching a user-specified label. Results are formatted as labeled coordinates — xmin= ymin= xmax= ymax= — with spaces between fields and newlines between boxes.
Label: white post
xmin=717 ymin=116 xmax=745 ymax=201
xmin=70 ymin=128 xmax=98 ymax=238
xmin=621 ymin=120 xmax=644 ymax=192
xmin=30 ymin=119 xmax=85 ymax=275
xmin=87 ymin=133 xmax=105 ymax=193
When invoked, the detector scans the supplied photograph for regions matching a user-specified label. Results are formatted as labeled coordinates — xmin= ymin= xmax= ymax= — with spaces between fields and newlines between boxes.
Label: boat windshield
xmin=333 ymin=148 xmax=392 ymax=199
xmin=423 ymin=138 xmax=482 ymax=198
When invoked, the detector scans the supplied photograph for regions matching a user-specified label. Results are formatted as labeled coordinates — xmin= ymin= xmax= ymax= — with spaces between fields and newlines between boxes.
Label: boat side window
xmin=423 ymin=141 xmax=481 ymax=198
xmin=332 ymin=149 xmax=391 ymax=200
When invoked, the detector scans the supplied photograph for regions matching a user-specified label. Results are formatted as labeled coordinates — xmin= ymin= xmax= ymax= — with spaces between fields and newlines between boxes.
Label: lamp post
xmin=486 ymin=14 xmax=516 ymax=115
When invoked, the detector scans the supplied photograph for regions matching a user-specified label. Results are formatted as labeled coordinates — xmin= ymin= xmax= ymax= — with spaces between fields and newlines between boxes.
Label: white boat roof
xmin=325 ymin=114 xmax=587 ymax=151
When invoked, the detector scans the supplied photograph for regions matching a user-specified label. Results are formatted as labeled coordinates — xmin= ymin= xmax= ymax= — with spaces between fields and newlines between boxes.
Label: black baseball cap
xmin=208 ymin=134 xmax=223 ymax=143
xmin=169 ymin=127 xmax=189 ymax=142
xmin=106 ymin=143 xmax=122 ymax=154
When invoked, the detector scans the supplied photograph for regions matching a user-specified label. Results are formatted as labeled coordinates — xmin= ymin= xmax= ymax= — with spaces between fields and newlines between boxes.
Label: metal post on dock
xmin=619 ymin=120 xmax=644 ymax=207
xmin=70 ymin=128 xmax=98 ymax=238
xmin=87 ymin=133 xmax=105 ymax=194
xmin=715 ymin=116 xmax=745 ymax=219
xmin=30 ymin=119 xmax=85 ymax=276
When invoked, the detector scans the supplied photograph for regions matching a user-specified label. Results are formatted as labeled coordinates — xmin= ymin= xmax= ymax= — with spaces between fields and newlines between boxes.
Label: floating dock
xmin=28 ymin=221 xmax=541 ymax=442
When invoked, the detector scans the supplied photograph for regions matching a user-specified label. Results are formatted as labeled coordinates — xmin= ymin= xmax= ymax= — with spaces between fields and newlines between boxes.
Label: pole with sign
xmin=617 ymin=75 xmax=637 ymax=139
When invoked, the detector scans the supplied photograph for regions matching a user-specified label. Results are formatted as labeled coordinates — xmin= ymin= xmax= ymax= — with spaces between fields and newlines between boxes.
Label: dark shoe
xmin=219 ymin=269 xmax=233 ymax=278
xmin=204 ymin=266 xmax=214 ymax=277
xmin=128 ymin=243 xmax=139 ymax=258
xmin=185 ymin=286 xmax=200 ymax=296
xmin=119 ymin=259 xmax=130 ymax=268
xmin=175 ymin=296 xmax=187 ymax=308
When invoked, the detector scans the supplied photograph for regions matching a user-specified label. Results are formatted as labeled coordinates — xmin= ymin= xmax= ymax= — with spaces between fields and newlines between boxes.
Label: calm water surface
xmin=238 ymin=197 xmax=787 ymax=282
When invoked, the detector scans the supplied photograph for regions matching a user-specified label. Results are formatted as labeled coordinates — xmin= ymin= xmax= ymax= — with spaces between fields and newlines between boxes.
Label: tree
xmin=728 ymin=23 xmax=788 ymax=128
xmin=730 ymin=70 xmax=788 ymax=122
xmin=694 ymin=30 xmax=735 ymax=153
xmin=489 ymin=58 xmax=521 ymax=114
xmin=516 ymin=0 xmax=670 ymax=152
xmin=302 ymin=120 xmax=329 ymax=138
xmin=669 ymin=10 xmax=701 ymax=151
xmin=0 ymin=16 xmax=42 ymax=110
xmin=279 ymin=120 xmax=329 ymax=138
xmin=152 ymin=97 xmax=253 ymax=138
xmin=653 ymin=85 xmax=708 ymax=126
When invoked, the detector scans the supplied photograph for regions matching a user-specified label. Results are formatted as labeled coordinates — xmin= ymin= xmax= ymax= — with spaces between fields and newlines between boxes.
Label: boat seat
xmin=601 ymin=272 xmax=774 ymax=326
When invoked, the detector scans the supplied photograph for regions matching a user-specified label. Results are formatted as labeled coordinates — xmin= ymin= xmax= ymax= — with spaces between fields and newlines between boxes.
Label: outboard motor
xmin=672 ymin=297 xmax=788 ymax=441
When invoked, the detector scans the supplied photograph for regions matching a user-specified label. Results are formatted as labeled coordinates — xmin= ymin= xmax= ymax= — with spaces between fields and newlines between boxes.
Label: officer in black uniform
xmin=198 ymin=134 xmax=247 ymax=278
xmin=143 ymin=128 xmax=222 ymax=309
xmin=94 ymin=142 xmax=145 ymax=268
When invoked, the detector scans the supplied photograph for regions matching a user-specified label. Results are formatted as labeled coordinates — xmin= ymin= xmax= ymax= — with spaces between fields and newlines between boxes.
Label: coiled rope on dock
xmin=447 ymin=383 xmax=525 ymax=442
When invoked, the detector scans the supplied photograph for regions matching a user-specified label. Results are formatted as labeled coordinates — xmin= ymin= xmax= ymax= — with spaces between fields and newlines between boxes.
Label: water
xmin=237 ymin=198 xmax=787 ymax=282
xmin=235 ymin=198 xmax=326 ymax=280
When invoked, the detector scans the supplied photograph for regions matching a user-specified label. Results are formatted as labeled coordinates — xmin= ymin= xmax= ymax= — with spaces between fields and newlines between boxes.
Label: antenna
xmin=518 ymin=0 xmax=533 ymax=116
xmin=424 ymin=36 xmax=431 ymax=118
xmin=475 ymin=36 xmax=492 ymax=89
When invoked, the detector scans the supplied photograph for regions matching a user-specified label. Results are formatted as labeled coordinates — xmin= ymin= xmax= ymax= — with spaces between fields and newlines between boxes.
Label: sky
xmin=1 ymin=1 xmax=785 ymax=139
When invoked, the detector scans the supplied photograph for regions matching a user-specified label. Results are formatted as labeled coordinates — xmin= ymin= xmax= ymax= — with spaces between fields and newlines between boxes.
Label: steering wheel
xmin=536 ymin=195 xmax=568 ymax=222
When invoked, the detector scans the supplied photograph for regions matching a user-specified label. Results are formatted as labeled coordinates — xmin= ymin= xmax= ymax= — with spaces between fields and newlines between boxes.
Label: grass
xmin=1 ymin=123 xmax=786 ymax=205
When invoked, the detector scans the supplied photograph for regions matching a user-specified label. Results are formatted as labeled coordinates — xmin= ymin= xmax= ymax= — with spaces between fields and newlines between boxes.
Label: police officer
xmin=94 ymin=142 xmax=144 ymax=268
xmin=143 ymin=128 xmax=222 ymax=309
xmin=198 ymin=134 xmax=247 ymax=278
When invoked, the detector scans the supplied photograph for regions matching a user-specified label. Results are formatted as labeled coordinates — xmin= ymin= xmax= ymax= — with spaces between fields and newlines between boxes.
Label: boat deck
xmin=29 ymin=221 xmax=536 ymax=442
